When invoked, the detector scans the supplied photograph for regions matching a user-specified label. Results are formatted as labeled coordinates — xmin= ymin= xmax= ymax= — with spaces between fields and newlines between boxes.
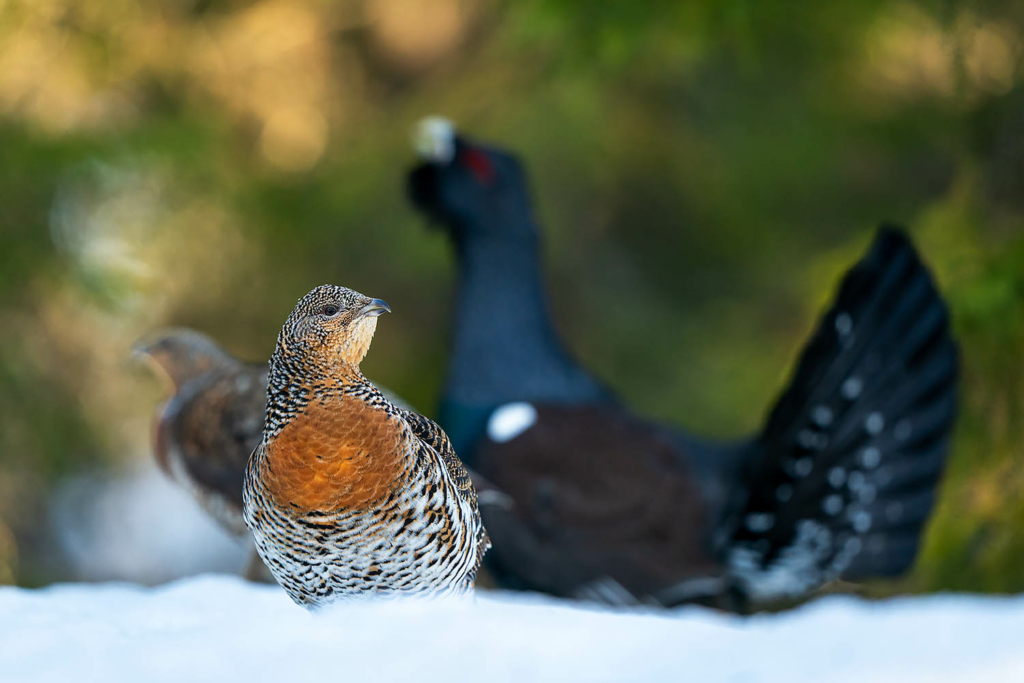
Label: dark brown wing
xmin=400 ymin=409 xmax=475 ymax=500
xmin=474 ymin=404 xmax=723 ymax=605
xmin=155 ymin=365 xmax=268 ymax=534
xmin=400 ymin=408 xmax=490 ymax=568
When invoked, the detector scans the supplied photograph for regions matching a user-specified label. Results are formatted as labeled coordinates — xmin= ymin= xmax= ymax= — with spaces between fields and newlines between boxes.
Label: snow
xmin=3 ymin=577 xmax=1023 ymax=683
xmin=50 ymin=464 xmax=250 ymax=582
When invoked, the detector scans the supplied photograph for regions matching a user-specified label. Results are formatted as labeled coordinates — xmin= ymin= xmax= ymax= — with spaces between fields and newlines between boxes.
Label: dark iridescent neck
xmin=444 ymin=228 xmax=608 ymax=410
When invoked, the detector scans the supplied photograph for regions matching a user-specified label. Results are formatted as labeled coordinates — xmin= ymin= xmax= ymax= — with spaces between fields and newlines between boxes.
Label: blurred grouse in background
xmin=242 ymin=285 xmax=489 ymax=607
xmin=135 ymin=329 xmax=412 ymax=581
xmin=407 ymin=119 xmax=959 ymax=609
xmin=135 ymin=330 xmax=271 ymax=580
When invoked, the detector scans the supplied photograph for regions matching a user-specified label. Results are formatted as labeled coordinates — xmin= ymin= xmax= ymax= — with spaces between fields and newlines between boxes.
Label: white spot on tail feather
xmin=865 ymin=412 xmax=885 ymax=435
xmin=828 ymin=467 xmax=847 ymax=488
xmin=831 ymin=536 xmax=863 ymax=574
xmin=823 ymin=495 xmax=843 ymax=516
xmin=794 ymin=457 xmax=813 ymax=477
xmin=835 ymin=312 xmax=853 ymax=336
xmin=729 ymin=519 xmax=835 ymax=602
xmin=812 ymin=406 xmax=833 ymax=427
xmin=860 ymin=447 xmax=881 ymax=469
xmin=487 ymin=402 xmax=537 ymax=443
xmin=841 ymin=376 xmax=863 ymax=400
xmin=746 ymin=512 xmax=776 ymax=533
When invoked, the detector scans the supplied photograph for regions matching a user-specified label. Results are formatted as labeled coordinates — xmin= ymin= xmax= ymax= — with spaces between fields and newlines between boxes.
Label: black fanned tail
xmin=719 ymin=226 xmax=958 ymax=603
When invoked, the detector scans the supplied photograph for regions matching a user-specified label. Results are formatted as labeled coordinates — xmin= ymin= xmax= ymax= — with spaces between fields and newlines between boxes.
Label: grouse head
xmin=273 ymin=285 xmax=391 ymax=374
xmin=407 ymin=116 xmax=537 ymax=247
xmin=133 ymin=328 xmax=235 ymax=391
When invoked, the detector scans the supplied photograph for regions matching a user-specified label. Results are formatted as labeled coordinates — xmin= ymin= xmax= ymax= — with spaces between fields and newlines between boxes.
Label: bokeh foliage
xmin=0 ymin=0 xmax=1023 ymax=593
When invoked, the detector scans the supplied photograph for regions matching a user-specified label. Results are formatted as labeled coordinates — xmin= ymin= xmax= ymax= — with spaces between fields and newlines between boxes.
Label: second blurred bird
xmin=134 ymin=329 xmax=271 ymax=580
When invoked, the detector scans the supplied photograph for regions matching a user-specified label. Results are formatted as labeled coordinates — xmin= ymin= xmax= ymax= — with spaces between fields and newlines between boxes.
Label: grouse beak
xmin=130 ymin=337 xmax=177 ymax=388
xmin=131 ymin=336 xmax=166 ymax=371
xmin=131 ymin=338 xmax=155 ymax=361
xmin=358 ymin=298 xmax=391 ymax=318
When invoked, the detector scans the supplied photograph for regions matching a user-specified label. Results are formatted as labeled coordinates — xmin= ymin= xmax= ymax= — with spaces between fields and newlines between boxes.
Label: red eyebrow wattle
xmin=459 ymin=147 xmax=496 ymax=184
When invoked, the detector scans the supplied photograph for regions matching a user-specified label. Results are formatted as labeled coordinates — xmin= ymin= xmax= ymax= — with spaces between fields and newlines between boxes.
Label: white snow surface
xmin=50 ymin=464 xmax=250 ymax=582
xmin=3 ymin=578 xmax=1023 ymax=683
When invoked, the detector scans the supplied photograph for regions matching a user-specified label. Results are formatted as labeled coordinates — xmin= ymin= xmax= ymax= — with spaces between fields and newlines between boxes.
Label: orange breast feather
xmin=262 ymin=397 xmax=407 ymax=513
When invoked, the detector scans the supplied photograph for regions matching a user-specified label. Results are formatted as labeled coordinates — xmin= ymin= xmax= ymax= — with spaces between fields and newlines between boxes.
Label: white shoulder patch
xmin=487 ymin=402 xmax=538 ymax=443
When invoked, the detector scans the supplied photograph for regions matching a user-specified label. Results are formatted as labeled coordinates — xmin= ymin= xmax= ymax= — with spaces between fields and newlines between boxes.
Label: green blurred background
xmin=1 ymin=0 xmax=1022 ymax=595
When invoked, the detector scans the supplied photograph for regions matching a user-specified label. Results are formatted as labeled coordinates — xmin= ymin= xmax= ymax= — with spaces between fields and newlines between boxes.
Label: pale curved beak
xmin=413 ymin=116 xmax=456 ymax=164
xmin=359 ymin=298 xmax=391 ymax=318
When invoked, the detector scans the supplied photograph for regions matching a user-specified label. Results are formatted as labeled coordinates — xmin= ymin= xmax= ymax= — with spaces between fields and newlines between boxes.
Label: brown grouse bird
xmin=135 ymin=328 xmax=415 ymax=581
xmin=135 ymin=329 xmax=271 ymax=579
xmin=243 ymin=285 xmax=489 ymax=607
xmin=407 ymin=120 xmax=959 ymax=610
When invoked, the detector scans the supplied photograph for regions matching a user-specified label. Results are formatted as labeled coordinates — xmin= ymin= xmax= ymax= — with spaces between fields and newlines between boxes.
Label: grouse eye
xmin=322 ymin=304 xmax=339 ymax=317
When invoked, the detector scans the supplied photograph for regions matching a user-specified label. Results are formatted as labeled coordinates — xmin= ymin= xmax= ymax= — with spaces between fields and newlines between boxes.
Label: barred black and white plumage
xmin=242 ymin=285 xmax=488 ymax=608
xmin=719 ymin=227 xmax=958 ymax=602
